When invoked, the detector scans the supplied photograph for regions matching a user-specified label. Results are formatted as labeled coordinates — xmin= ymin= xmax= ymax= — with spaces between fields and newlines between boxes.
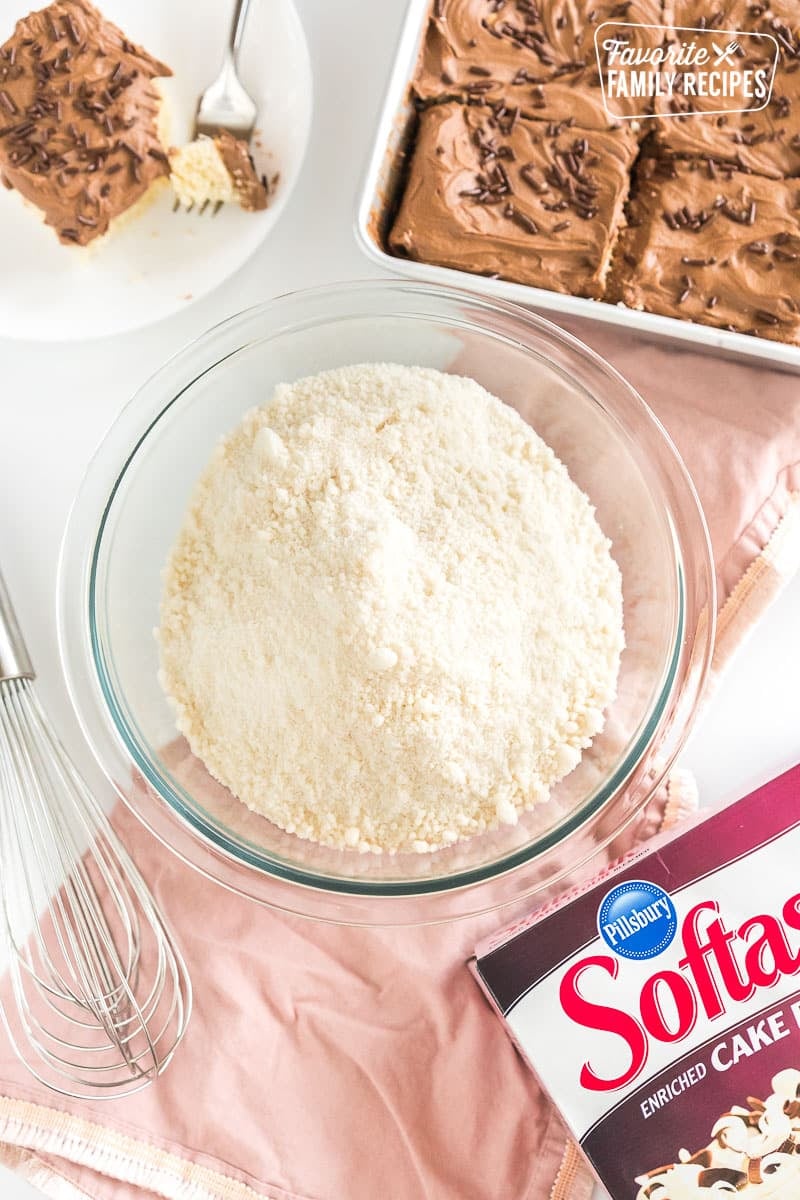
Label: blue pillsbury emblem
xmin=598 ymin=879 xmax=677 ymax=961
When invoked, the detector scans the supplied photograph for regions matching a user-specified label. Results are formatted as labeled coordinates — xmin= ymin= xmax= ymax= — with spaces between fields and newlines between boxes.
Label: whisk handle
xmin=0 ymin=568 xmax=35 ymax=683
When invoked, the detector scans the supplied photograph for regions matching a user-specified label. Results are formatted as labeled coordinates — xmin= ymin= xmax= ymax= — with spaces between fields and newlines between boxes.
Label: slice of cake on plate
xmin=0 ymin=0 xmax=172 ymax=246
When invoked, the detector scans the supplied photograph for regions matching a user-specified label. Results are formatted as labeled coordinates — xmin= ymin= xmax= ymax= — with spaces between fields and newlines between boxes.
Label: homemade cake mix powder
xmin=474 ymin=765 xmax=800 ymax=1199
xmin=158 ymin=363 xmax=623 ymax=854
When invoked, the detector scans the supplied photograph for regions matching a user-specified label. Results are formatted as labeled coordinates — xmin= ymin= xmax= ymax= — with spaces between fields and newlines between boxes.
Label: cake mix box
xmin=474 ymin=765 xmax=800 ymax=1199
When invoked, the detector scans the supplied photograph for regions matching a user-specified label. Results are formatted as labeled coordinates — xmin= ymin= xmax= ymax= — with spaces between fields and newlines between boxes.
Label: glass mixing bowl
xmin=58 ymin=280 xmax=715 ymax=924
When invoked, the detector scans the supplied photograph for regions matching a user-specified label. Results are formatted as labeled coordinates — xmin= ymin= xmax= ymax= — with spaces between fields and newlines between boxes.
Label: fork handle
xmin=0 ymin=568 xmax=35 ymax=684
xmin=229 ymin=0 xmax=253 ymax=60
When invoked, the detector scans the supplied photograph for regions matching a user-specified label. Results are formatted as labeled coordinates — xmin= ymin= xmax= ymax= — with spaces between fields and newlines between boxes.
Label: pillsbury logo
xmin=598 ymin=880 xmax=677 ymax=961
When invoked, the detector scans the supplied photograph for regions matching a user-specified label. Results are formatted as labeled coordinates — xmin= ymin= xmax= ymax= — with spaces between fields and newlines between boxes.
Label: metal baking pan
xmin=355 ymin=0 xmax=800 ymax=373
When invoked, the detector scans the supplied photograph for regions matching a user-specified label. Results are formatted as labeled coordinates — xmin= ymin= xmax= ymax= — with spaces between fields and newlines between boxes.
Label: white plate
xmin=0 ymin=0 xmax=312 ymax=341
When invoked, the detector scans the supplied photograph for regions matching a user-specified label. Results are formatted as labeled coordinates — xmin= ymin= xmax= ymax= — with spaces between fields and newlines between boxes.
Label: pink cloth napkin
xmin=564 ymin=321 xmax=800 ymax=605
xmin=0 ymin=329 xmax=798 ymax=1200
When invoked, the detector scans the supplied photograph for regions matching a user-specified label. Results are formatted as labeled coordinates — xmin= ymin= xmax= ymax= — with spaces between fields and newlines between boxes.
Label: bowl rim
xmin=57 ymin=278 xmax=716 ymax=923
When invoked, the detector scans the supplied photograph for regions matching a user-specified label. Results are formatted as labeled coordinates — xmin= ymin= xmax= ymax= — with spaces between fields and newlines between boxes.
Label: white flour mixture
xmin=158 ymin=363 xmax=624 ymax=854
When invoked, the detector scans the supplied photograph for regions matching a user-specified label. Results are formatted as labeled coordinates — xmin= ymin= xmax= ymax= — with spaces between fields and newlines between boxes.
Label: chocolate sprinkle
xmin=118 ymin=139 xmax=142 ymax=161
xmin=519 ymin=162 xmax=545 ymax=192
xmin=511 ymin=208 xmax=539 ymax=234
xmin=64 ymin=14 xmax=80 ymax=45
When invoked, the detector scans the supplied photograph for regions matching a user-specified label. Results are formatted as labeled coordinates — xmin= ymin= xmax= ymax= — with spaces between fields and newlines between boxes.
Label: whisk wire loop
xmin=0 ymin=674 xmax=191 ymax=1098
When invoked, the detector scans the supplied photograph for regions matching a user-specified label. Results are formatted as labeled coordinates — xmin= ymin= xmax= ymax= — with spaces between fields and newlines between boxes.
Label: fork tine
xmin=170 ymin=195 xmax=230 ymax=217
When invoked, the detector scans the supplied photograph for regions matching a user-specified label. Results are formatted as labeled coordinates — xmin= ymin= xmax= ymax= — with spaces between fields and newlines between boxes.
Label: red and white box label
xmin=474 ymin=765 xmax=800 ymax=1198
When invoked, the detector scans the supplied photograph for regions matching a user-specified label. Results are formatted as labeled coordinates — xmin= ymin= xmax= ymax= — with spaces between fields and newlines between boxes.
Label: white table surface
xmin=1 ymin=1 xmax=799 ymax=1197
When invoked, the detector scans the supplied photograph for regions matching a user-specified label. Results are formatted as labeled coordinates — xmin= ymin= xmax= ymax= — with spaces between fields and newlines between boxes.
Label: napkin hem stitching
xmin=0 ymin=1096 xmax=315 ymax=1200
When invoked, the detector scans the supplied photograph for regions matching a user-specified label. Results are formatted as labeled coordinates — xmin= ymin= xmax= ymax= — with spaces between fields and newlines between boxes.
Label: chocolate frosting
xmin=422 ymin=65 xmax=629 ymax=131
xmin=0 ymin=0 xmax=171 ymax=246
xmin=671 ymin=0 xmax=798 ymax=37
xmin=214 ymin=130 xmax=267 ymax=211
xmin=609 ymin=156 xmax=800 ymax=342
xmin=389 ymin=101 xmax=637 ymax=298
xmin=654 ymin=65 xmax=800 ymax=180
xmin=653 ymin=0 xmax=800 ymax=179
xmin=414 ymin=0 xmax=664 ymax=103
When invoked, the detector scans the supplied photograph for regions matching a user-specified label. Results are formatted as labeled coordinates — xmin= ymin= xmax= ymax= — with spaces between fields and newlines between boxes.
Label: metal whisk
xmin=0 ymin=568 xmax=191 ymax=1098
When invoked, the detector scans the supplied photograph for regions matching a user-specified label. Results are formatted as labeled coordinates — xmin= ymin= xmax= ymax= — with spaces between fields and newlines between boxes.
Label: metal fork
xmin=173 ymin=0 xmax=258 ymax=215
xmin=194 ymin=0 xmax=257 ymax=142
